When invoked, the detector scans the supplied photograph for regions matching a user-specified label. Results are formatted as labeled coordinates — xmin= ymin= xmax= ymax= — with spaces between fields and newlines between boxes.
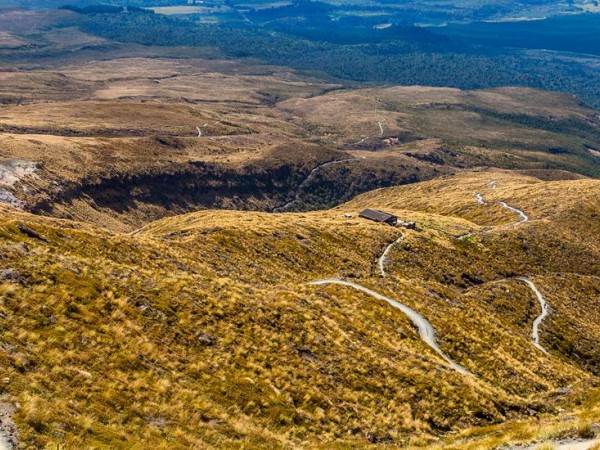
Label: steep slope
xmin=345 ymin=170 xmax=600 ymax=380
xmin=1 ymin=171 xmax=599 ymax=448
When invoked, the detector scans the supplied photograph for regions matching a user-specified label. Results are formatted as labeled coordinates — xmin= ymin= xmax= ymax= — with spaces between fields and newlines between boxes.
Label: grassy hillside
xmin=1 ymin=10 xmax=600 ymax=232
xmin=1 ymin=171 xmax=599 ymax=448
xmin=2 ymin=63 xmax=600 ymax=232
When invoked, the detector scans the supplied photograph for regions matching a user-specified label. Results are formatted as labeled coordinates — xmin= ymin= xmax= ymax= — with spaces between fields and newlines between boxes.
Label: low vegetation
xmin=70 ymin=6 xmax=600 ymax=108
xmin=0 ymin=171 xmax=599 ymax=448
xmin=1 ymin=9 xmax=600 ymax=447
xmin=1 ymin=8 xmax=599 ymax=232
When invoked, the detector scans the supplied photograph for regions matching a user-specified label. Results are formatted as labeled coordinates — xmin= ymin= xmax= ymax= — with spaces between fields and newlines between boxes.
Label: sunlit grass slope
xmin=0 ymin=170 xmax=599 ymax=448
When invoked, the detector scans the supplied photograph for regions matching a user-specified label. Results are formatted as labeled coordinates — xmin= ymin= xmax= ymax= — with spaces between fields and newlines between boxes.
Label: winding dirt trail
xmin=473 ymin=189 xmax=528 ymax=224
xmin=517 ymin=278 xmax=550 ymax=353
xmin=378 ymin=234 xmax=405 ymax=277
xmin=0 ymin=402 xmax=17 ymax=450
xmin=453 ymin=192 xmax=549 ymax=352
xmin=309 ymin=278 xmax=471 ymax=375
xmin=0 ymin=434 xmax=11 ymax=450
xmin=273 ymin=157 xmax=362 ymax=212
xmin=471 ymin=189 xmax=549 ymax=352
xmin=473 ymin=190 xmax=528 ymax=223
xmin=499 ymin=201 xmax=529 ymax=222
xmin=351 ymin=120 xmax=385 ymax=145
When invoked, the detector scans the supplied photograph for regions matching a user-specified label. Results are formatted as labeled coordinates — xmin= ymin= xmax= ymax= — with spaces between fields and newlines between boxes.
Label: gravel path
xmin=517 ymin=278 xmax=550 ymax=353
xmin=377 ymin=234 xmax=405 ymax=277
xmin=273 ymin=157 xmax=362 ymax=212
xmin=309 ymin=278 xmax=471 ymax=375
xmin=500 ymin=201 xmax=529 ymax=222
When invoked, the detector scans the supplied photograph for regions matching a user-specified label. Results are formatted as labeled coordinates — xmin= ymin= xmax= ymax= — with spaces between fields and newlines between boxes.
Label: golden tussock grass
xmin=0 ymin=171 xmax=599 ymax=448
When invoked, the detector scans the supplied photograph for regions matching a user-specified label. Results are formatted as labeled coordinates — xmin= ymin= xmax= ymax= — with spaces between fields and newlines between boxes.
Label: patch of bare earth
xmin=0 ymin=401 xmax=18 ymax=450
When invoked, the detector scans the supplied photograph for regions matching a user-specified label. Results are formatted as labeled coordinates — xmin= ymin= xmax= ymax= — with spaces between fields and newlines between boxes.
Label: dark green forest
xmin=439 ymin=14 xmax=600 ymax=56
xmin=65 ymin=7 xmax=600 ymax=107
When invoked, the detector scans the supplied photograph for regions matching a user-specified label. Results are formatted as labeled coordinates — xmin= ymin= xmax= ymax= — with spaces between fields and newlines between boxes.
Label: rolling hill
xmin=2 ymin=8 xmax=600 ymax=449
xmin=2 ymin=52 xmax=600 ymax=232
xmin=1 ymin=170 xmax=599 ymax=448
xmin=2 ymin=7 xmax=600 ymax=234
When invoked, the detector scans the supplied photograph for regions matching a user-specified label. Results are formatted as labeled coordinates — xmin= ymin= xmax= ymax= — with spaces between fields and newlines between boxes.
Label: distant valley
xmin=0 ymin=2 xmax=600 ymax=449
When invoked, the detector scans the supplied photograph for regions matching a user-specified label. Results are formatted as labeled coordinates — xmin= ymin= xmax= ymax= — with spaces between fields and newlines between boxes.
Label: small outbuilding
xmin=358 ymin=209 xmax=398 ymax=226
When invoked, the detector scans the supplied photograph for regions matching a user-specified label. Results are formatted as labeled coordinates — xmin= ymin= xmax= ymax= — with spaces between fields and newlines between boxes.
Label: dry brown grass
xmin=1 ymin=171 xmax=599 ymax=448
xmin=1 ymin=49 xmax=599 ymax=233
xmin=1 ymin=26 xmax=600 ymax=446
xmin=344 ymin=169 xmax=600 ymax=226
xmin=0 ymin=9 xmax=77 ymax=34
xmin=0 ymin=101 xmax=244 ymax=136
xmin=276 ymin=85 xmax=596 ymax=147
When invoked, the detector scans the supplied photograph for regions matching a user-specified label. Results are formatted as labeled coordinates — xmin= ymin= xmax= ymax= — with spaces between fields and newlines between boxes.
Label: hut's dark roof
xmin=358 ymin=209 xmax=397 ymax=222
